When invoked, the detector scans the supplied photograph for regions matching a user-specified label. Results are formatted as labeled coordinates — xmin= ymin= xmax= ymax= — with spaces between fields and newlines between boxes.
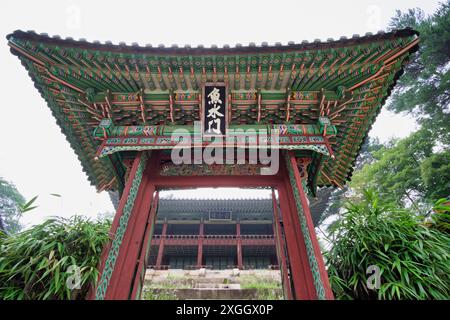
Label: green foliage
xmin=345 ymin=3 xmax=450 ymax=215
xmin=326 ymin=190 xmax=450 ymax=300
xmin=315 ymin=137 xmax=383 ymax=226
xmin=420 ymin=151 xmax=450 ymax=201
xmin=429 ymin=198 xmax=450 ymax=234
xmin=388 ymin=2 xmax=450 ymax=145
xmin=239 ymin=275 xmax=282 ymax=290
xmin=315 ymin=187 xmax=347 ymax=226
xmin=141 ymin=289 xmax=178 ymax=300
xmin=326 ymin=3 xmax=450 ymax=223
xmin=349 ymin=129 xmax=442 ymax=208
xmin=0 ymin=177 xmax=26 ymax=233
xmin=19 ymin=195 xmax=38 ymax=214
xmin=256 ymin=289 xmax=283 ymax=300
xmin=0 ymin=216 xmax=111 ymax=300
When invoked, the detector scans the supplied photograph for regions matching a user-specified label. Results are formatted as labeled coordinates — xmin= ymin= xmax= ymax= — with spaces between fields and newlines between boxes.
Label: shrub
xmin=325 ymin=190 xmax=450 ymax=300
xmin=0 ymin=216 xmax=110 ymax=299
xmin=429 ymin=198 xmax=450 ymax=234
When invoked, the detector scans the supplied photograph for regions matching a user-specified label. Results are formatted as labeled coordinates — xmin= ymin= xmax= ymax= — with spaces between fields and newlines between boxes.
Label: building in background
xmin=149 ymin=198 xmax=277 ymax=270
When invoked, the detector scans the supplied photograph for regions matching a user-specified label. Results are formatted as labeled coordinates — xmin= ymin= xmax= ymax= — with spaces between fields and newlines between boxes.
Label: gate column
xmin=271 ymin=189 xmax=293 ymax=300
xmin=283 ymin=150 xmax=334 ymax=300
xmin=197 ymin=219 xmax=204 ymax=268
xmin=91 ymin=152 xmax=158 ymax=300
xmin=155 ymin=222 xmax=168 ymax=269
xmin=236 ymin=221 xmax=243 ymax=269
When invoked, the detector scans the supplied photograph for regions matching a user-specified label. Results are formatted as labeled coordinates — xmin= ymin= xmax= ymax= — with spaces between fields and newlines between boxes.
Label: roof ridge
xmin=6 ymin=28 xmax=419 ymax=56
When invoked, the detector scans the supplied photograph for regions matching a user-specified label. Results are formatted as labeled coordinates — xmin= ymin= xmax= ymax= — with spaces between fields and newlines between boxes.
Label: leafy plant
xmin=18 ymin=195 xmax=38 ymax=214
xmin=429 ymin=198 xmax=450 ymax=234
xmin=325 ymin=189 xmax=450 ymax=300
xmin=0 ymin=216 xmax=110 ymax=300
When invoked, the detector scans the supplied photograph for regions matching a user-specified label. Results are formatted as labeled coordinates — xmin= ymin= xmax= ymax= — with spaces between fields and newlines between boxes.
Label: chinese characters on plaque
xmin=202 ymin=83 xmax=227 ymax=137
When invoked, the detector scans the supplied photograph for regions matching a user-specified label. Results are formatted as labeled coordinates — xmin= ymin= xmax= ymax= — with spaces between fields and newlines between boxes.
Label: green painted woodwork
xmin=7 ymin=30 xmax=418 ymax=191
xmin=95 ymin=152 xmax=148 ymax=300
xmin=284 ymin=151 xmax=326 ymax=299
xmin=93 ymin=123 xmax=337 ymax=138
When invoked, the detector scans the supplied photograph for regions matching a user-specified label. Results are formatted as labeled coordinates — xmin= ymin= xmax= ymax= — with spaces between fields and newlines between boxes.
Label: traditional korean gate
xmin=8 ymin=28 xmax=419 ymax=301
xmin=89 ymin=150 xmax=333 ymax=300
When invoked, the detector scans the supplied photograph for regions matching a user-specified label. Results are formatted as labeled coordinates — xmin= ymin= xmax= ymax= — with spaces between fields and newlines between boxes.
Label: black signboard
xmin=209 ymin=210 xmax=232 ymax=221
xmin=202 ymin=83 xmax=227 ymax=137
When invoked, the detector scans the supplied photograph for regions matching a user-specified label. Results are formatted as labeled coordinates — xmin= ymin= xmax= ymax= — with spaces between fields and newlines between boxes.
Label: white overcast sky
xmin=0 ymin=0 xmax=440 ymax=227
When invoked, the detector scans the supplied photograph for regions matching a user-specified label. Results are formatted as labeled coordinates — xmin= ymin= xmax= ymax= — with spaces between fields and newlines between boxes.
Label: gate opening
xmin=142 ymin=188 xmax=285 ymax=300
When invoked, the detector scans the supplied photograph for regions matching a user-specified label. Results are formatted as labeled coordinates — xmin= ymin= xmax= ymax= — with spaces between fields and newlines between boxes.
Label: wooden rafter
xmin=7 ymin=29 xmax=419 ymax=191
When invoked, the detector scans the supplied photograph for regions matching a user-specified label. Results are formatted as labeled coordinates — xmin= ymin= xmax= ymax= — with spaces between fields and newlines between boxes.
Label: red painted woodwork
xmin=197 ymin=220 xmax=204 ymax=268
xmin=105 ymin=157 xmax=157 ymax=299
xmin=152 ymin=236 xmax=275 ymax=246
xmin=288 ymin=151 xmax=334 ymax=300
xmin=130 ymin=191 xmax=160 ymax=299
xmin=87 ymin=153 xmax=145 ymax=300
xmin=93 ymin=150 xmax=332 ymax=300
xmin=271 ymin=189 xmax=293 ymax=300
xmin=155 ymin=222 xmax=168 ymax=269
xmin=236 ymin=222 xmax=243 ymax=269
xmin=277 ymin=179 xmax=316 ymax=299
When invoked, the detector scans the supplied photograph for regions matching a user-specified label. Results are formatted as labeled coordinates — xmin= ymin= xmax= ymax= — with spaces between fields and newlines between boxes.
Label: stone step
xmin=177 ymin=288 xmax=255 ymax=300
xmin=143 ymin=288 xmax=283 ymax=300
xmin=144 ymin=277 xmax=236 ymax=286
xmin=194 ymin=283 xmax=241 ymax=289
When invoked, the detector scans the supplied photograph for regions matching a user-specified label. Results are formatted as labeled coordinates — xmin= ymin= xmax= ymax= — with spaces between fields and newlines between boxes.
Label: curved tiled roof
xmin=6 ymin=28 xmax=418 ymax=55
xmin=157 ymin=198 xmax=273 ymax=214
xmin=7 ymin=29 xmax=419 ymax=191
xmin=154 ymin=197 xmax=329 ymax=226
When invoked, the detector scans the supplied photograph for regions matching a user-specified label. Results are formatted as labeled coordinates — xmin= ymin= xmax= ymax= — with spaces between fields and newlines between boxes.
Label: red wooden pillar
xmin=286 ymin=151 xmax=334 ymax=300
xmin=277 ymin=180 xmax=316 ymax=299
xmin=91 ymin=151 xmax=158 ymax=300
xmin=236 ymin=221 xmax=243 ymax=269
xmin=271 ymin=189 xmax=293 ymax=300
xmin=155 ymin=221 xmax=168 ymax=269
xmin=130 ymin=191 xmax=159 ymax=299
xmin=197 ymin=220 xmax=204 ymax=268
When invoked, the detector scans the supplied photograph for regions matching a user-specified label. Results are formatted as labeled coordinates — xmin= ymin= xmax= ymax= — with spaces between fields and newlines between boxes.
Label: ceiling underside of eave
xmin=7 ymin=29 xmax=419 ymax=192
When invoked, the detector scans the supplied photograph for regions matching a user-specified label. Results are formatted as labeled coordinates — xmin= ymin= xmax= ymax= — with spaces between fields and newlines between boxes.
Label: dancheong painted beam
xmin=7 ymin=29 xmax=419 ymax=193
xmin=8 ymin=29 xmax=419 ymax=300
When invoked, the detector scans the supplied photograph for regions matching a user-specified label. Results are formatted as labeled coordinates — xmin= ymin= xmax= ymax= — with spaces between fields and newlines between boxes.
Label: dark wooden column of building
xmin=236 ymin=221 xmax=243 ymax=269
xmin=155 ymin=221 xmax=168 ymax=269
xmin=271 ymin=189 xmax=293 ymax=300
xmin=197 ymin=219 xmax=204 ymax=268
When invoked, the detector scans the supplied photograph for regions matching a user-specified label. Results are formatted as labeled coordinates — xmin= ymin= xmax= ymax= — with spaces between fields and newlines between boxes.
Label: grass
xmin=141 ymin=288 xmax=178 ymax=300
xmin=239 ymin=275 xmax=282 ymax=290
